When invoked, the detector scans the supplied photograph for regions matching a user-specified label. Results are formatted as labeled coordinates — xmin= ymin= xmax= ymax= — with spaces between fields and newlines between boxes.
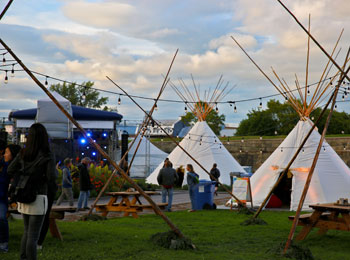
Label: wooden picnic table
xmin=94 ymin=191 xmax=167 ymax=218
xmin=8 ymin=204 xmax=76 ymax=241
xmin=288 ymin=203 xmax=350 ymax=240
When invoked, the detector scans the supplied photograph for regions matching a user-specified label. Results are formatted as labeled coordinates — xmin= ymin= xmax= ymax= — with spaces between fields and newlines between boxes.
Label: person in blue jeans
xmin=77 ymin=157 xmax=92 ymax=211
xmin=186 ymin=164 xmax=199 ymax=212
xmin=0 ymin=143 xmax=21 ymax=253
xmin=157 ymin=160 xmax=178 ymax=212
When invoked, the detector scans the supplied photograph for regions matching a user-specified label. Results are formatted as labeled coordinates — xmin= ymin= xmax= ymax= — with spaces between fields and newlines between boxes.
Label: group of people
xmin=0 ymin=123 xmax=96 ymax=259
xmin=157 ymin=158 xmax=220 ymax=212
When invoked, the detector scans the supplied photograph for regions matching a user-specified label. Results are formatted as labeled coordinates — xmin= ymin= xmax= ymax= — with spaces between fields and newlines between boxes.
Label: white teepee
xmin=250 ymin=118 xmax=350 ymax=210
xmin=146 ymin=121 xmax=245 ymax=185
xmin=128 ymin=134 xmax=168 ymax=178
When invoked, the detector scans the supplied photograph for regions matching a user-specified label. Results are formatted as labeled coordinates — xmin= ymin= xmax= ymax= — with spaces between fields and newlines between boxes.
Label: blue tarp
xmin=9 ymin=105 xmax=122 ymax=121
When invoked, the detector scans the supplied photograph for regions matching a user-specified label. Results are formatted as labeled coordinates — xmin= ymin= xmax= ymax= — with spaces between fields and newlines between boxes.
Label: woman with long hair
xmin=8 ymin=123 xmax=56 ymax=260
xmin=0 ymin=144 xmax=21 ymax=253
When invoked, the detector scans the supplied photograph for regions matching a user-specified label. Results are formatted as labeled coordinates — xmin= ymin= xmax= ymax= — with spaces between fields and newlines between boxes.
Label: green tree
xmin=181 ymin=103 xmax=225 ymax=135
xmin=236 ymin=99 xmax=350 ymax=136
xmin=49 ymin=81 xmax=108 ymax=109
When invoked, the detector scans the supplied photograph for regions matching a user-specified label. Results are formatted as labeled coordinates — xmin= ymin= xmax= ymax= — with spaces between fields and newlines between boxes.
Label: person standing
xmin=76 ymin=157 xmax=92 ymax=211
xmin=186 ymin=164 xmax=199 ymax=212
xmin=210 ymin=163 xmax=220 ymax=195
xmin=8 ymin=123 xmax=56 ymax=260
xmin=157 ymin=160 xmax=178 ymax=212
xmin=56 ymin=158 xmax=73 ymax=206
xmin=0 ymin=144 xmax=21 ymax=253
xmin=175 ymin=165 xmax=184 ymax=188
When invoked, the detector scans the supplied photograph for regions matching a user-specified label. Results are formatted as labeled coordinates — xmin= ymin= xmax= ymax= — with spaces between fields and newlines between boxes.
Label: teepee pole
xmin=0 ymin=0 xmax=13 ymax=20
xmin=276 ymin=0 xmax=350 ymax=82
xmin=1 ymin=38 xmax=186 ymax=238
xmin=304 ymin=14 xmax=311 ymax=112
xmin=284 ymin=50 xmax=350 ymax=253
xmin=107 ymin=76 xmax=249 ymax=208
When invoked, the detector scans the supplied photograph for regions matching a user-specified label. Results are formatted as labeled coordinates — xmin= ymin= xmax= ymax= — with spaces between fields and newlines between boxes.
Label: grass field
xmin=3 ymin=210 xmax=350 ymax=260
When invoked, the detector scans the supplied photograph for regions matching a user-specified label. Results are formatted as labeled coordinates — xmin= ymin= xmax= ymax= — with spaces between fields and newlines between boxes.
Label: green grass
xmin=4 ymin=210 xmax=350 ymax=259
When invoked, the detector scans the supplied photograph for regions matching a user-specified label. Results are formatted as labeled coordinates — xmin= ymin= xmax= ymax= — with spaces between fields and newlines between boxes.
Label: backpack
xmin=8 ymin=159 xmax=43 ymax=204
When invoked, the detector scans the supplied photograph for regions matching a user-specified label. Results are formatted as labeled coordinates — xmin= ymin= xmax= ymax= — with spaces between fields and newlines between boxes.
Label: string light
xmin=241 ymin=137 xmax=244 ymax=143
xmin=307 ymin=87 xmax=310 ymax=96
xmin=259 ymin=136 xmax=262 ymax=140
xmin=2 ymin=54 xmax=5 ymax=65
xmin=215 ymin=103 xmax=218 ymax=113
xmin=154 ymin=102 xmax=158 ymax=111
xmin=234 ymin=102 xmax=237 ymax=113
xmin=345 ymin=91 xmax=348 ymax=98
xmin=4 ymin=70 xmax=8 ymax=84
xmin=259 ymin=98 xmax=262 ymax=109
xmin=45 ymin=76 xmax=48 ymax=86
xmin=281 ymin=147 xmax=283 ymax=152
xmin=239 ymin=147 xmax=242 ymax=153
xmin=344 ymin=145 xmax=346 ymax=151
xmin=11 ymin=64 xmax=14 ymax=77
xmin=335 ymin=104 xmax=337 ymax=111
xmin=260 ymin=149 xmax=262 ymax=154
xmin=82 ymin=88 xmax=86 ymax=100
xmin=118 ymin=95 xmax=121 ymax=105
xmin=342 ymin=94 xmax=345 ymax=101
xmin=302 ymin=148 xmax=305 ymax=154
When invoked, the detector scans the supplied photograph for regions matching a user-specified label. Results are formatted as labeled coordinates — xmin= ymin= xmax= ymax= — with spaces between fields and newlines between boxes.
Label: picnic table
xmin=94 ymin=191 xmax=167 ymax=218
xmin=288 ymin=203 xmax=350 ymax=240
xmin=8 ymin=204 xmax=76 ymax=241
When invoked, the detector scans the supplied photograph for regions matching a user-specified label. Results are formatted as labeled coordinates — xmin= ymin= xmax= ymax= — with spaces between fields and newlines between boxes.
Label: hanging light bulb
xmin=259 ymin=98 xmax=262 ymax=109
xmin=260 ymin=149 xmax=263 ymax=154
xmin=307 ymin=87 xmax=310 ymax=96
xmin=259 ymin=136 xmax=262 ymax=140
xmin=342 ymin=94 xmax=345 ymax=101
xmin=281 ymin=147 xmax=283 ymax=152
xmin=344 ymin=146 xmax=346 ymax=151
xmin=11 ymin=64 xmax=14 ymax=77
xmin=345 ymin=91 xmax=348 ymax=98
xmin=241 ymin=137 xmax=244 ymax=143
xmin=215 ymin=103 xmax=218 ymax=113
xmin=285 ymin=95 xmax=288 ymax=101
xmin=274 ymin=130 xmax=278 ymax=135
xmin=184 ymin=106 xmax=187 ymax=112
xmin=154 ymin=103 xmax=158 ymax=111
xmin=302 ymin=148 xmax=305 ymax=154
xmin=239 ymin=147 xmax=242 ymax=153
xmin=219 ymin=144 xmax=222 ymax=149
xmin=118 ymin=95 xmax=121 ymax=105
xmin=234 ymin=102 xmax=237 ymax=113
xmin=4 ymin=70 xmax=8 ymax=84
xmin=45 ymin=76 xmax=48 ymax=86
xmin=82 ymin=88 xmax=86 ymax=100
xmin=323 ymin=146 xmax=326 ymax=151
xmin=2 ymin=54 xmax=5 ymax=65
xmin=335 ymin=104 xmax=337 ymax=111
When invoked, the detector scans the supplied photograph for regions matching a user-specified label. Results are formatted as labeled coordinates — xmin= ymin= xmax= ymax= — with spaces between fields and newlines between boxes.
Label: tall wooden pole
xmin=0 ymin=0 xmax=14 ymax=20
xmin=276 ymin=0 xmax=350 ymax=82
xmin=0 ymin=38 xmax=185 ymax=238
xmin=284 ymin=51 xmax=350 ymax=253
xmin=87 ymin=50 xmax=176 ymax=216
xmin=107 ymin=76 xmax=249 ymax=209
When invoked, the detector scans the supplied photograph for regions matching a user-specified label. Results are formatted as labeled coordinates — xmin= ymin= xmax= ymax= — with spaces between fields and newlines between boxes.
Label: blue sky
xmin=1 ymin=0 xmax=350 ymax=124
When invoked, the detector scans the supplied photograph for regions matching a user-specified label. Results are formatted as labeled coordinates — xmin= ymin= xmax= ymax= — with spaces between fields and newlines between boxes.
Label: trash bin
xmin=194 ymin=180 xmax=216 ymax=210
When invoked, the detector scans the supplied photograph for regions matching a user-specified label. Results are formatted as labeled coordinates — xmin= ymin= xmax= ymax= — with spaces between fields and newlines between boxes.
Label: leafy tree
xmin=181 ymin=102 xmax=225 ymax=135
xmin=236 ymin=99 xmax=350 ymax=136
xmin=49 ymin=81 xmax=108 ymax=109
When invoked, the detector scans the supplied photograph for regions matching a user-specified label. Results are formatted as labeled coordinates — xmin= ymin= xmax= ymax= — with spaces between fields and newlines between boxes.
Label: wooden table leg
xmin=341 ymin=213 xmax=350 ymax=230
xmin=102 ymin=196 xmax=118 ymax=217
xmin=49 ymin=218 xmax=63 ymax=241
xmin=318 ymin=211 xmax=339 ymax=235
xmin=296 ymin=210 xmax=323 ymax=241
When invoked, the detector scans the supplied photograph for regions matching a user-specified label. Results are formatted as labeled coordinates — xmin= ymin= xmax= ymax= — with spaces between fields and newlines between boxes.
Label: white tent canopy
xmin=36 ymin=91 xmax=73 ymax=139
xmin=147 ymin=121 xmax=245 ymax=185
xmin=128 ymin=134 xmax=168 ymax=178
xmin=250 ymin=119 xmax=350 ymax=211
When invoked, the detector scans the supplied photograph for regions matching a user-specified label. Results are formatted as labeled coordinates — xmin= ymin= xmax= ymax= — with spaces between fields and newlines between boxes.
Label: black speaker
xmin=121 ymin=131 xmax=129 ymax=161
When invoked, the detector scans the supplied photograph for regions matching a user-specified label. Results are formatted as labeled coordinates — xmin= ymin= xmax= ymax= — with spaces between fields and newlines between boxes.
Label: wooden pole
xmin=0 ymin=0 xmax=14 ymax=20
xmin=107 ymin=76 xmax=249 ymax=209
xmin=0 ymin=38 xmax=185 ymax=238
xmin=87 ymin=50 xmax=176 ymax=216
xmin=284 ymin=50 xmax=350 ymax=253
xmin=276 ymin=0 xmax=350 ymax=82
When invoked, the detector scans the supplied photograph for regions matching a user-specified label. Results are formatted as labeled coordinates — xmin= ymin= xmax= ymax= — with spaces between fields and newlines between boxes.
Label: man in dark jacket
xmin=157 ymin=160 xmax=178 ymax=212
xmin=76 ymin=157 xmax=92 ymax=211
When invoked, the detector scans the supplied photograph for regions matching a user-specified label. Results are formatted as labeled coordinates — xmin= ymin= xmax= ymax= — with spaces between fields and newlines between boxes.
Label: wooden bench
xmin=288 ymin=212 xmax=332 ymax=225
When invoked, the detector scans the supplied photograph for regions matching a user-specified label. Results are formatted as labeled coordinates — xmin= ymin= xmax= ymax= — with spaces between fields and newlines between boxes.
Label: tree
xmin=181 ymin=103 xmax=225 ymax=135
xmin=49 ymin=81 xmax=108 ymax=109
xmin=236 ymin=99 xmax=350 ymax=136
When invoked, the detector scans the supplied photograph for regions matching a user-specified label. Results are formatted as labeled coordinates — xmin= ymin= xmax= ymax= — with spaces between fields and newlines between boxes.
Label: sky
xmin=1 ymin=0 xmax=350 ymax=125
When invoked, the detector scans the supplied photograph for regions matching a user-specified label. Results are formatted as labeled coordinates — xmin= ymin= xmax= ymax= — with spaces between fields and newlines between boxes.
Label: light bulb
xmin=4 ymin=71 xmax=8 ymax=84
xmin=11 ymin=65 xmax=14 ymax=78
xmin=118 ymin=96 xmax=121 ymax=105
